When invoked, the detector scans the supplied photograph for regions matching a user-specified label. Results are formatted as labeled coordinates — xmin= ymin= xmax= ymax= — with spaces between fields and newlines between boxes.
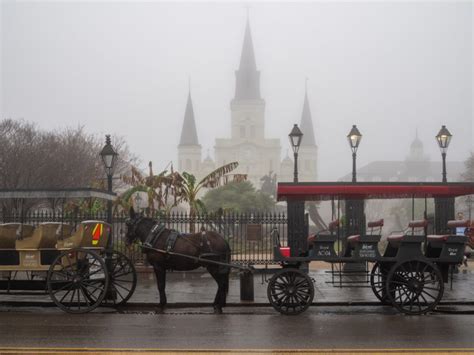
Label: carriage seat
xmin=387 ymin=220 xmax=428 ymax=243
xmin=37 ymin=223 xmax=73 ymax=248
xmin=16 ymin=222 xmax=70 ymax=250
xmin=0 ymin=223 xmax=34 ymax=249
xmin=347 ymin=219 xmax=384 ymax=245
xmin=427 ymin=220 xmax=471 ymax=243
xmin=307 ymin=220 xmax=339 ymax=243
xmin=347 ymin=234 xmax=360 ymax=243
xmin=57 ymin=220 xmax=110 ymax=249
xmin=426 ymin=234 xmax=450 ymax=242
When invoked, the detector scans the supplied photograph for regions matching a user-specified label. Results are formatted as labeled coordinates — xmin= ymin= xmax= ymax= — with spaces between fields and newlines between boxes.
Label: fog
xmin=1 ymin=1 xmax=472 ymax=180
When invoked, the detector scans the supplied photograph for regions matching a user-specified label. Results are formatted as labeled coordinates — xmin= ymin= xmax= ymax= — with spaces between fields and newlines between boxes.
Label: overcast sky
xmin=1 ymin=1 xmax=472 ymax=180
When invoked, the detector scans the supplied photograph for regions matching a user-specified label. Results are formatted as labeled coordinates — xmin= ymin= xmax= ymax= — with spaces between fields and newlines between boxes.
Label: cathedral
xmin=177 ymin=18 xmax=318 ymax=187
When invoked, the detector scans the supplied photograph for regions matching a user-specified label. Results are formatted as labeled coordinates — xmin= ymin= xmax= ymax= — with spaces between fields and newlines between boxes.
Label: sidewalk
xmin=1 ymin=264 xmax=473 ymax=305
xmin=128 ymin=265 xmax=474 ymax=305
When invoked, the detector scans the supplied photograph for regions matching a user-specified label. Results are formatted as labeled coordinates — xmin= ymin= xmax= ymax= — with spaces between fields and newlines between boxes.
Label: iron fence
xmin=0 ymin=211 xmax=288 ymax=266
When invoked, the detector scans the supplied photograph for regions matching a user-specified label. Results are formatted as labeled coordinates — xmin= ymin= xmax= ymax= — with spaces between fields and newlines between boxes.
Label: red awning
xmin=277 ymin=182 xmax=474 ymax=201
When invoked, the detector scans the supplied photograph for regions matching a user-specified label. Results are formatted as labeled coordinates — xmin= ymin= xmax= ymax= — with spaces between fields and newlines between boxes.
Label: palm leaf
xmin=200 ymin=161 xmax=239 ymax=188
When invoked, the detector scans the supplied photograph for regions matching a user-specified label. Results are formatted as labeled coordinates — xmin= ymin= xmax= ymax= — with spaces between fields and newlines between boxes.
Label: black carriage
xmin=268 ymin=182 xmax=474 ymax=315
xmin=0 ymin=189 xmax=137 ymax=313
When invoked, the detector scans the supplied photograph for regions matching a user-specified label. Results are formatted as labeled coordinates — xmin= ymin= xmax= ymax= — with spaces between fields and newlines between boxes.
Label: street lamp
xmin=435 ymin=125 xmax=452 ymax=183
xmin=347 ymin=125 xmax=362 ymax=183
xmin=99 ymin=134 xmax=118 ymax=224
xmin=289 ymin=124 xmax=303 ymax=182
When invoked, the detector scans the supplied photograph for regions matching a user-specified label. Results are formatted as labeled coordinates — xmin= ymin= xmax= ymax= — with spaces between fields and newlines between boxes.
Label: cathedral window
xmin=240 ymin=126 xmax=246 ymax=138
xmin=250 ymin=126 xmax=255 ymax=139
xmin=305 ymin=160 xmax=310 ymax=171
xmin=185 ymin=159 xmax=192 ymax=171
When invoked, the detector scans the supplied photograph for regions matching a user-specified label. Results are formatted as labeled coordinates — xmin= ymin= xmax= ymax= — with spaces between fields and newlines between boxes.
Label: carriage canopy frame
xmin=277 ymin=182 xmax=474 ymax=201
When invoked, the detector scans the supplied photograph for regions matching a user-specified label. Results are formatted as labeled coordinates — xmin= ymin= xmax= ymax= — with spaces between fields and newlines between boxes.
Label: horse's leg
xmin=208 ymin=265 xmax=230 ymax=314
xmin=153 ymin=265 xmax=167 ymax=309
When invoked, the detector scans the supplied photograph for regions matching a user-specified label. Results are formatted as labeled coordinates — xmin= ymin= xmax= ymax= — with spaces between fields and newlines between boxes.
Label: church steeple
xmin=234 ymin=18 xmax=261 ymax=100
xmin=179 ymin=90 xmax=199 ymax=146
xmin=299 ymin=83 xmax=316 ymax=146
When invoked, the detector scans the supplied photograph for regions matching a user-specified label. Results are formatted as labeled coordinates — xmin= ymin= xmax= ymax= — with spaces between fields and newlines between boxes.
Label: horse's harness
xmin=143 ymin=222 xmax=178 ymax=252
xmin=127 ymin=216 xmax=212 ymax=254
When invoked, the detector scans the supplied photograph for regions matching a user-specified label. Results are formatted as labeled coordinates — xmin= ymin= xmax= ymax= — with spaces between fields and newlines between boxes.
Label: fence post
xmin=240 ymin=270 xmax=254 ymax=301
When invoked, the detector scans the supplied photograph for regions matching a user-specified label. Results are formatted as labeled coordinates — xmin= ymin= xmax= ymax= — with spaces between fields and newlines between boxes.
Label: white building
xmin=178 ymin=18 xmax=318 ymax=186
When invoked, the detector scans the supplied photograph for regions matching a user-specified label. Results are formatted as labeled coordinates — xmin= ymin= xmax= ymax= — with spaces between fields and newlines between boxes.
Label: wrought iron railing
xmin=0 ymin=211 xmax=288 ymax=266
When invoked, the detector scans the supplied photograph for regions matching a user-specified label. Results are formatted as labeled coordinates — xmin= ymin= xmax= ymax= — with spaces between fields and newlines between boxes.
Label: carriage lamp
xmin=435 ymin=125 xmax=452 ymax=183
xmin=347 ymin=125 xmax=362 ymax=183
xmin=289 ymin=124 xmax=303 ymax=182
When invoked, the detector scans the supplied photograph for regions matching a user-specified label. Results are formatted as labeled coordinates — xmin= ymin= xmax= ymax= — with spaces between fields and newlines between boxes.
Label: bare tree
xmin=462 ymin=152 xmax=474 ymax=182
xmin=0 ymin=119 xmax=137 ymax=214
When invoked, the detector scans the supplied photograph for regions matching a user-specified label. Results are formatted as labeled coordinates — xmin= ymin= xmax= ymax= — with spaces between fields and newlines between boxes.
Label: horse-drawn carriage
xmin=267 ymin=182 xmax=474 ymax=315
xmin=0 ymin=189 xmax=137 ymax=313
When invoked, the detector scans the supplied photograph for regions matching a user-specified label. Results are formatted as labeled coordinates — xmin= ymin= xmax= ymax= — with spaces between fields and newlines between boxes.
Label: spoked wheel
xmin=102 ymin=250 xmax=137 ymax=306
xmin=386 ymin=259 xmax=444 ymax=315
xmin=47 ymin=248 xmax=109 ymax=314
xmin=370 ymin=262 xmax=391 ymax=305
xmin=267 ymin=268 xmax=314 ymax=315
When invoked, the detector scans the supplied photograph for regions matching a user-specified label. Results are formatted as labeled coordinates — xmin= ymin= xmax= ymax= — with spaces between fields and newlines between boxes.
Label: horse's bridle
xmin=125 ymin=215 xmax=145 ymax=242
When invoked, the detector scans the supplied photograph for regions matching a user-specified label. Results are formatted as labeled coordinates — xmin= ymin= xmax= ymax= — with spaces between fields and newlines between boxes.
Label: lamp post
xmin=344 ymin=125 xmax=365 ymax=271
xmin=347 ymin=125 xmax=362 ymax=183
xmin=289 ymin=124 xmax=303 ymax=183
xmin=99 ymin=135 xmax=118 ymax=300
xmin=434 ymin=126 xmax=453 ymax=233
xmin=435 ymin=125 xmax=452 ymax=183
xmin=99 ymin=134 xmax=118 ymax=237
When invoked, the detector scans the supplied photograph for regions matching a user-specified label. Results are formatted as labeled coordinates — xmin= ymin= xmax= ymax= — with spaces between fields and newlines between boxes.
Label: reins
xmin=140 ymin=243 xmax=251 ymax=271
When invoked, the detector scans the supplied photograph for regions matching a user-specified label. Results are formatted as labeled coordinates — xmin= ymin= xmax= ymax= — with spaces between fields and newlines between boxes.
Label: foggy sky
xmin=1 ymin=1 xmax=473 ymax=180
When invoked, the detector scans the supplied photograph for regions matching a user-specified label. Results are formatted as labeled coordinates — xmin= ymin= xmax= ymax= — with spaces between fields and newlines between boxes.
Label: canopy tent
xmin=277 ymin=182 xmax=474 ymax=201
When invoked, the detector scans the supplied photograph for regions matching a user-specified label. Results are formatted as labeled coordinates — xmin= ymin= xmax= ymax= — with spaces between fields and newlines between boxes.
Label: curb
xmin=2 ymin=301 xmax=474 ymax=308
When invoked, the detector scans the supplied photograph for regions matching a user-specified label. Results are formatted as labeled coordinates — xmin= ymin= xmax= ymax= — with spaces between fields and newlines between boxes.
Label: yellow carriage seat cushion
xmin=0 ymin=223 xmax=31 ymax=249
xmin=36 ymin=223 xmax=73 ymax=249
xmin=12 ymin=224 xmax=36 ymax=249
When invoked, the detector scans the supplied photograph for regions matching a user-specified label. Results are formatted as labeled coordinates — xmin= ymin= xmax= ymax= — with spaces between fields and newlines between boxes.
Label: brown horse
xmin=125 ymin=207 xmax=231 ymax=313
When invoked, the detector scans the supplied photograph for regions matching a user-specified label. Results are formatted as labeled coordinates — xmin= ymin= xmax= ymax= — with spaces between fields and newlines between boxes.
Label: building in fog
xmin=339 ymin=132 xmax=465 ymax=182
xmin=177 ymin=18 xmax=318 ymax=186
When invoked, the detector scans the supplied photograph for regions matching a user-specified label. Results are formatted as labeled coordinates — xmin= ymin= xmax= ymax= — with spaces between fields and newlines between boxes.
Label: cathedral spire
xmin=234 ymin=17 xmax=261 ymax=100
xmin=300 ymin=83 xmax=316 ymax=146
xmin=178 ymin=90 xmax=199 ymax=146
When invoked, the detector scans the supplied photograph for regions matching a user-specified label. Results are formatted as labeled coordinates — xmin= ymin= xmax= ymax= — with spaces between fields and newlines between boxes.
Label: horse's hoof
xmin=213 ymin=306 xmax=223 ymax=314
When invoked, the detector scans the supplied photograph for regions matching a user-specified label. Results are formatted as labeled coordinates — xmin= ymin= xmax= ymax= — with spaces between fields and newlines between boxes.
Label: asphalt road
xmin=0 ymin=306 xmax=474 ymax=352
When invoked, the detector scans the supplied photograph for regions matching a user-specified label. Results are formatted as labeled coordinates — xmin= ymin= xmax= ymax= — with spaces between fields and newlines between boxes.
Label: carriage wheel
xmin=102 ymin=250 xmax=137 ymax=306
xmin=370 ymin=262 xmax=391 ymax=305
xmin=386 ymin=259 xmax=444 ymax=315
xmin=47 ymin=248 xmax=109 ymax=314
xmin=267 ymin=268 xmax=314 ymax=315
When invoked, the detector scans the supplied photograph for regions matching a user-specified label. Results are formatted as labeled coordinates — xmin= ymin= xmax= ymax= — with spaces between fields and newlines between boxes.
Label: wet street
xmin=1 ymin=305 xmax=474 ymax=352
xmin=1 ymin=268 xmax=474 ymax=352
